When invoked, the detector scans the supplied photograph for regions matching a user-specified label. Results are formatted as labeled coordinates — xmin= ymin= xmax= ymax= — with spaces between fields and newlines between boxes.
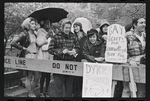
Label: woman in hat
xmin=98 ymin=20 xmax=110 ymax=42
xmin=83 ymin=29 xmax=106 ymax=63
xmin=73 ymin=22 xmax=87 ymax=62
xmin=11 ymin=17 xmax=40 ymax=97
xmin=72 ymin=22 xmax=87 ymax=97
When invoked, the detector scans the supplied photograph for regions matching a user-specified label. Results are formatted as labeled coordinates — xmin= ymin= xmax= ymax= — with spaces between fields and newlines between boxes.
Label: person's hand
xmin=102 ymin=35 xmax=107 ymax=41
xmin=46 ymin=34 xmax=50 ymax=39
xmin=62 ymin=49 xmax=68 ymax=54
xmin=129 ymin=60 xmax=139 ymax=66
xmin=95 ymin=57 xmax=104 ymax=62
xmin=68 ymin=49 xmax=76 ymax=56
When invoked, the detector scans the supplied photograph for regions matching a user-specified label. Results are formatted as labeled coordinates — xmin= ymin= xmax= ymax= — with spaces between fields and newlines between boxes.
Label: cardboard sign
xmin=4 ymin=56 xmax=83 ymax=77
xmin=105 ymin=24 xmax=127 ymax=63
xmin=82 ymin=62 xmax=113 ymax=97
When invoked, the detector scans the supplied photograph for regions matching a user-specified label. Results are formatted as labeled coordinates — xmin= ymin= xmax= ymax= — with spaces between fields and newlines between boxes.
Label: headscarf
xmin=99 ymin=20 xmax=110 ymax=33
xmin=21 ymin=17 xmax=37 ymax=31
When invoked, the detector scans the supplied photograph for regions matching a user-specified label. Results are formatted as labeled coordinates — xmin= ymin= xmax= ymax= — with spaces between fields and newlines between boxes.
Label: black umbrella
xmin=28 ymin=8 xmax=68 ymax=23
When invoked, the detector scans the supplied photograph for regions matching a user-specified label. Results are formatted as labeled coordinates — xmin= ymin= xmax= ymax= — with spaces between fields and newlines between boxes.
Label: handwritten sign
xmin=105 ymin=24 xmax=127 ymax=63
xmin=82 ymin=62 xmax=113 ymax=97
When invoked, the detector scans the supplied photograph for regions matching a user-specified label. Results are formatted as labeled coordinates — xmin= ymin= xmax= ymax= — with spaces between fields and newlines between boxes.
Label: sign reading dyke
xmin=105 ymin=24 xmax=127 ymax=63
xmin=4 ymin=56 xmax=83 ymax=76
xmin=82 ymin=62 xmax=113 ymax=97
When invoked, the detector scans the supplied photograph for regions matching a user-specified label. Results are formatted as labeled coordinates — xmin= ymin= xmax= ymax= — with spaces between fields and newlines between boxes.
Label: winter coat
xmin=36 ymin=28 xmax=52 ymax=60
xmin=48 ymin=31 xmax=80 ymax=61
xmin=11 ymin=31 xmax=33 ymax=57
xmin=82 ymin=38 xmax=106 ymax=62
xmin=75 ymin=32 xmax=87 ymax=62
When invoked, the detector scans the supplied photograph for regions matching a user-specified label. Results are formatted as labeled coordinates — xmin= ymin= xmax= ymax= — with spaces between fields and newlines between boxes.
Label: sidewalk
xmin=4 ymin=80 xmax=65 ymax=97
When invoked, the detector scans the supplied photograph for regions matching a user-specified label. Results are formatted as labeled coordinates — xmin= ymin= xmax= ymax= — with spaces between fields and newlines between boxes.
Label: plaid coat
xmin=126 ymin=30 xmax=146 ymax=63
xmin=48 ymin=32 xmax=80 ymax=61
xmin=126 ymin=31 xmax=146 ymax=57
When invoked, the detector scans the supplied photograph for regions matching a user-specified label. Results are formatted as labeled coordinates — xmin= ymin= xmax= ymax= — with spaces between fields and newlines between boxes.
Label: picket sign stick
xmin=129 ymin=66 xmax=137 ymax=97
xmin=111 ymin=80 xmax=117 ymax=97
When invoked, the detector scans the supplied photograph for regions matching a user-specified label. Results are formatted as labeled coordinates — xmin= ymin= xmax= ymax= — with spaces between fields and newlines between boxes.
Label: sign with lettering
xmin=105 ymin=24 xmax=127 ymax=63
xmin=4 ymin=56 xmax=146 ymax=83
xmin=82 ymin=62 xmax=113 ymax=97
xmin=4 ymin=56 xmax=83 ymax=76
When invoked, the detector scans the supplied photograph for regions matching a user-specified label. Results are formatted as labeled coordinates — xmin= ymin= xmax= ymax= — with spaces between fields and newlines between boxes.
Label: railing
xmin=4 ymin=56 xmax=145 ymax=84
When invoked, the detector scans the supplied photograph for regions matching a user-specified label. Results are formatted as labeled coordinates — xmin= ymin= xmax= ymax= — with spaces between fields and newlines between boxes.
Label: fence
xmin=4 ymin=56 xmax=145 ymax=97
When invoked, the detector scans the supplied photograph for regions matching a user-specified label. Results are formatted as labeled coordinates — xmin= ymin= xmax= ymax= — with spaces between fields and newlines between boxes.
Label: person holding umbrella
xmin=28 ymin=8 xmax=68 ymax=97
xmin=11 ymin=17 xmax=39 ymax=97
xmin=36 ymin=19 xmax=53 ymax=97
xmin=48 ymin=19 xmax=80 ymax=97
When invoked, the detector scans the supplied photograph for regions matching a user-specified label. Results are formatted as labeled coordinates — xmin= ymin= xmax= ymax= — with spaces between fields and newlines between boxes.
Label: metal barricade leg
xmin=111 ymin=80 xmax=117 ymax=97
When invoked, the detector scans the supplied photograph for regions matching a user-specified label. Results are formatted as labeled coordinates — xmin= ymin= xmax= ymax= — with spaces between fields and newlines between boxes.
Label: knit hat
xmin=21 ymin=17 xmax=37 ymax=30
xmin=87 ymin=29 xmax=98 ymax=37
xmin=73 ymin=22 xmax=82 ymax=29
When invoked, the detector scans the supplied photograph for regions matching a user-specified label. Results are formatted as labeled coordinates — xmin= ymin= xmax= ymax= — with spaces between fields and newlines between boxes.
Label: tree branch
xmin=129 ymin=4 xmax=145 ymax=17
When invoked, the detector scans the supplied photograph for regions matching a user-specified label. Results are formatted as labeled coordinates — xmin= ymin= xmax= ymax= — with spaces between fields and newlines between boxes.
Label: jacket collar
xmin=58 ymin=31 xmax=74 ymax=38
xmin=87 ymin=38 xmax=104 ymax=47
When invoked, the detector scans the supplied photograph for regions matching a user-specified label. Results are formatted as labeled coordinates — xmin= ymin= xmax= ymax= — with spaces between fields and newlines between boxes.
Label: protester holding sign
xmin=11 ymin=17 xmax=40 ymax=97
xmin=48 ymin=19 xmax=80 ymax=97
xmin=82 ymin=29 xmax=105 ymax=63
xmin=123 ymin=17 xmax=146 ymax=97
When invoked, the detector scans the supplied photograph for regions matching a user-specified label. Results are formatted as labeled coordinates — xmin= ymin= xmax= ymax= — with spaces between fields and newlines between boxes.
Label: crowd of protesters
xmin=10 ymin=16 xmax=146 ymax=97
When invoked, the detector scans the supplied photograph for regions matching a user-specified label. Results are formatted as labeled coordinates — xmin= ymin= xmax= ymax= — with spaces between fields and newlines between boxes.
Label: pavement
xmin=4 ymin=80 xmax=65 ymax=97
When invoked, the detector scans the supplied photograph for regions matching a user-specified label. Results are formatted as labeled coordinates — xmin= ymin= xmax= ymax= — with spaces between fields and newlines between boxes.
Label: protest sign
xmin=105 ymin=24 xmax=127 ymax=63
xmin=82 ymin=62 xmax=113 ymax=97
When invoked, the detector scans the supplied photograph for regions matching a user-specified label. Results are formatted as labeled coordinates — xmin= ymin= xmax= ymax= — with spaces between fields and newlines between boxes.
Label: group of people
xmin=10 ymin=16 xmax=146 ymax=97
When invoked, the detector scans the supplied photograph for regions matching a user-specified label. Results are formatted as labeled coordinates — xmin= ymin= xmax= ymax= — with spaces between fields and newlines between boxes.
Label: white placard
xmin=82 ymin=62 xmax=113 ymax=97
xmin=105 ymin=24 xmax=127 ymax=63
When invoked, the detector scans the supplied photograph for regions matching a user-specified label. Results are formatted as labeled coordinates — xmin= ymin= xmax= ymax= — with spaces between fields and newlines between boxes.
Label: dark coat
xmin=83 ymin=39 xmax=106 ymax=62
xmin=75 ymin=35 xmax=87 ymax=62
xmin=11 ymin=31 xmax=31 ymax=57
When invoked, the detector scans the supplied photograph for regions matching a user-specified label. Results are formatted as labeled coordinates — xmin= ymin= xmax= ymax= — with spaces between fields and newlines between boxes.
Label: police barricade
xmin=4 ymin=56 xmax=145 ymax=83
xmin=4 ymin=56 xmax=145 ymax=97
